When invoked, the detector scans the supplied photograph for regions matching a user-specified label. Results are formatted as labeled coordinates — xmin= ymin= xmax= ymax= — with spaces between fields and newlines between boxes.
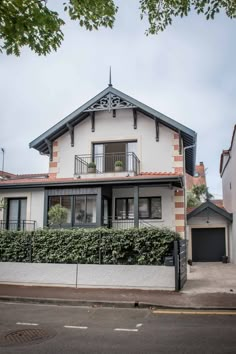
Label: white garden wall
xmin=0 ymin=262 xmax=175 ymax=290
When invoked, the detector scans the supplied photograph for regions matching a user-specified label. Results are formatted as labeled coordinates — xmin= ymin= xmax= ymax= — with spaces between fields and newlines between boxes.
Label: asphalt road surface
xmin=0 ymin=302 xmax=236 ymax=353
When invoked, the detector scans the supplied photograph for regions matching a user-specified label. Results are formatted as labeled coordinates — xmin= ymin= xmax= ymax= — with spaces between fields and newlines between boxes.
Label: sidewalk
xmin=0 ymin=284 xmax=236 ymax=310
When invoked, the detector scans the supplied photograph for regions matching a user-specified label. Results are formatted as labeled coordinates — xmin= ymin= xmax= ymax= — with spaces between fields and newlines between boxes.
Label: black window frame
xmin=48 ymin=194 xmax=97 ymax=227
xmin=6 ymin=197 xmax=27 ymax=230
xmin=138 ymin=197 xmax=162 ymax=219
xmin=115 ymin=198 xmax=134 ymax=220
xmin=115 ymin=197 xmax=162 ymax=220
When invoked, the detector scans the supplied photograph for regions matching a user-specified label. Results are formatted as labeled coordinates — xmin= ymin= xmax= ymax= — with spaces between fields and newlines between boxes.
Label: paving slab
xmin=183 ymin=262 xmax=236 ymax=294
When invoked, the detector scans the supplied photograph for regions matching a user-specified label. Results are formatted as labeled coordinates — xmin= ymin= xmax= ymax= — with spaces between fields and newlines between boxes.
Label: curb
xmin=1 ymin=296 xmax=236 ymax=311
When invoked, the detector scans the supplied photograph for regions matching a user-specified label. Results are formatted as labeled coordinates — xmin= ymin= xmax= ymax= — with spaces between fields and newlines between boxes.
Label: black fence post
xmin=174 ymin=240 xmax=179 ymax=291
xmin=99 ymin=232 xmax=102 ymax=265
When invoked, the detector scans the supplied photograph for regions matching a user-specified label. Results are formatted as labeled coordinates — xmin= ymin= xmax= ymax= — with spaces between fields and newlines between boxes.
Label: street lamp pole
xmin=1 ymin=148 xmax=5 ymax=173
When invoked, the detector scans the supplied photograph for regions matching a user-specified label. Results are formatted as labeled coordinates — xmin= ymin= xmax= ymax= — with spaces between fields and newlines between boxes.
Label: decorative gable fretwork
xmin=84 ymin=93 xmax=136 ymax=112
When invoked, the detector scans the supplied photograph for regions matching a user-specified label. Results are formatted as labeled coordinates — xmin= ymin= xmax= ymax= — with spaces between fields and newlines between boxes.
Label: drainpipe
xmin=183 ymin=145 xmax=196 ymax=244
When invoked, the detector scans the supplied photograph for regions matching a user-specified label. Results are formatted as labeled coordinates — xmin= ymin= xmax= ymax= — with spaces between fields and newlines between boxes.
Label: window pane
xmin=61 ymin=196 xmax=72 ymax=224
xmin=75 ymin=196 xmax=86 ymax=224
xmin=8 ymin=200 xmax=19 ymax=221
xmin=151 ymin=198 xmax=162 ymax=219
xmin=20 ymin=199 xmax=27 ymax=221
xmin=116 ymin=199 xmax=126 ymax=219
xmin=103 ymin=199 xmax=108 ymax=225
xmin=128 ymin=199 xmax=134 ymax=219
xmin=86 ymin=196 xmax=96 ymax=223
xmin=94 ymin=144 xmax=104 ymax=173
xmin=49 ymin=196 xmax=60 ymax=208
xmin=139 ymin=198 xmax=149 ymax=218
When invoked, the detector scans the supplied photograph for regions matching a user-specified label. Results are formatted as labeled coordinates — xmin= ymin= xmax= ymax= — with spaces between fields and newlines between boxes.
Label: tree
xmin=48 ymin=204 xmax=68 ymax=228
xmin=0 ymin=0 xmax=235 ymax=56
xmin=187 ymin=184 xmax=214 ymax=208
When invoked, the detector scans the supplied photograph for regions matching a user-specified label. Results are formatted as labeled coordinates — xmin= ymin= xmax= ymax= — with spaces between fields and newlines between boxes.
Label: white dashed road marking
xmin=16 ymin=322 xmax=38 ymax=326
xmin=136 ymin=323 xmax=143 ymax=328
xmin=114 ymin=328 xmax=138 ymax=332
xmin=64 ymin=325 xmax=88 ymax=329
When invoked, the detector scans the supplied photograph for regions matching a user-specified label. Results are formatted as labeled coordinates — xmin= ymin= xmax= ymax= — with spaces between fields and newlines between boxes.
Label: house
xmin=220 ymin=125 xmax=236 ymax=263
xmin=0 ymin=84 xmax=197 ymax=237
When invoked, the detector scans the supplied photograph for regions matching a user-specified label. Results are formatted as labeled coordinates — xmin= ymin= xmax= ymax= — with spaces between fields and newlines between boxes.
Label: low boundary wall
xmin=0 ymin=262 xmax=175 ymax=290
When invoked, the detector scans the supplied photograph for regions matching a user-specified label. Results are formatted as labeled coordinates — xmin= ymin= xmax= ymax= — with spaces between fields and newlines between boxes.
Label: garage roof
xmin=187 ymin=201 xmax=232 ymax=222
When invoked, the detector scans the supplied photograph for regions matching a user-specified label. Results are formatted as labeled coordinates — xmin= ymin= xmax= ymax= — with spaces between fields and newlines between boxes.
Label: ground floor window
xmin=115 ymin=197 xmax=162 ymax=220
xmin=7 ymin=198 xmax=27 ymax=230
xmin=115 ymin=198 xmax=134 ymax=219
xmin=139 ymin=197 xmax=162 ymax=219
xmin=48 ymin=195 xmax=97 ymax=226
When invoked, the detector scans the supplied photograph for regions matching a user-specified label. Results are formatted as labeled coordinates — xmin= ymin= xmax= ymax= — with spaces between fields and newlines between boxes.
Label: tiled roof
xmin=0 ymin=171 xmax=16 ymax=179
xmin=0 ymin=172 xmax=182 ymax=187
xmin=187 ymin=199 xmax=225 ymax=214
xmin=11 ymin=173 xmax=49 ymax=180
xmin=140 ymin=172 xmax=180 ymax=176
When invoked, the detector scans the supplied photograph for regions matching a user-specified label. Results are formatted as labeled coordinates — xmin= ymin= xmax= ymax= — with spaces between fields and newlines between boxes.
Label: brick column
xmin=174 ymin=189 xmax=185 ymax=239
xmin=172 ymin=132 xmax=183 ymax=174
xmin=49 ymin=140 xmax=59 ymax=177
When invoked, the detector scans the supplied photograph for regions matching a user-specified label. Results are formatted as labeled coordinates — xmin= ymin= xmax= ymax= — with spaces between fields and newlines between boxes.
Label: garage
xmin=187 ymin=201 xmax=232 ymax=263
xmin=192 ymin=228 xmax=225 ymax=262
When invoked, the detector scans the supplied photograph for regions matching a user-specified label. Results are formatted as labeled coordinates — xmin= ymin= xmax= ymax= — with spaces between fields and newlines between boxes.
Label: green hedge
xmin=0 ymin=227 xmax=180 ymax=265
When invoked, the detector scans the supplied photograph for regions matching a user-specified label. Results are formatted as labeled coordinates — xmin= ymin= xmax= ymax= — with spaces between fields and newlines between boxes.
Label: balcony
xmin=75 ymin=152 xmax=140 ymax=176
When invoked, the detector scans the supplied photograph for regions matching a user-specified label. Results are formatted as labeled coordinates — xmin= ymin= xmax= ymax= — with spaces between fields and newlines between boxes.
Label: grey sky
xmin=0 ymin=1 xmax=235 ymax=198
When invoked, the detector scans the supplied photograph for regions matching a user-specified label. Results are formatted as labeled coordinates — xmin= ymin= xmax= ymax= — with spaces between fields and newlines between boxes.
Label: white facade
xmin=221 ymin=127 xmax=236 ymax=263
xmin=0 ymin=189 xmax=44 ymax=229
xmin=55 ymin=109 xmax=176 ymax=178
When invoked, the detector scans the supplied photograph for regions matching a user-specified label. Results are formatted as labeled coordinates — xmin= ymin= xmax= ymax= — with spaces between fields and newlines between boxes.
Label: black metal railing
xmin=105 ymin=218 xmax=158 ymax=229
xmin=105 ymin=217 xmax=135 ymax=230
xmin=0 ymin=220 xmax=36 ymax=231
xmin=75 ymin=152 xmax=140 ymax=175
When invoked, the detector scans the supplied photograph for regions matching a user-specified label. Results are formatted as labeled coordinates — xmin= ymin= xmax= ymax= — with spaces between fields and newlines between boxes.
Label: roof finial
xmin=108 ymin=66 xmax=112 ymax=87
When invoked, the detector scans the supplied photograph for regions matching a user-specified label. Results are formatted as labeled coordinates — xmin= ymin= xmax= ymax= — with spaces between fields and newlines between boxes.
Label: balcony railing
xmin=0 ymin=220 xmax=36 ymax=231
xmin=75 ymin=152 xmax=140 ymax=175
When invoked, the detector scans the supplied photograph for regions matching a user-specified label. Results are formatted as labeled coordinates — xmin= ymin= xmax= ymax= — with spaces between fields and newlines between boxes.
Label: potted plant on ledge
xmin=87 ymin=162 xmax=96 ymax=173
xmin=114 ymin=160 xmax=123 ymax=172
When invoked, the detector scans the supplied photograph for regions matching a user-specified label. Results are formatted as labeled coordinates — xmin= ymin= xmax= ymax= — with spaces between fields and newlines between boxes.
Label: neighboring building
xmin=186 ymin=161 xmax=206 ymax=191
xmin=220 ymin=125 xmax=236 ymax=263
xmin=0 ymin=84 xmax=197 ymax=237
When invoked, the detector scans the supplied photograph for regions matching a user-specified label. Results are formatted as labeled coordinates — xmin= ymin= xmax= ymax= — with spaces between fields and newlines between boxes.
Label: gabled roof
xmin=29 ymin=86 xmax=197 ymax=175
xmin=220 ymin=125 xmax=236 ymax=176
xmin=187 ymin=200 xmax=232 ymax=222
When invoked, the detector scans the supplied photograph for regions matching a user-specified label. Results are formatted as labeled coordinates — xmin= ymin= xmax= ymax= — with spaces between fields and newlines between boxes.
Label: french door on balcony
xmin=93 ymin=141 xmax=137 ymax=173
xmin=7 ymin=198 xmax=27 ymax=230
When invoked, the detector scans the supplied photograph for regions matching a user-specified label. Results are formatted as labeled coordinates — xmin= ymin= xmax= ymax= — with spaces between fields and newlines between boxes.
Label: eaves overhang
xmin=0 ymin=176 xmax=183 ymax=190
xmin=29 ymin=86 xmax=197 ymax=175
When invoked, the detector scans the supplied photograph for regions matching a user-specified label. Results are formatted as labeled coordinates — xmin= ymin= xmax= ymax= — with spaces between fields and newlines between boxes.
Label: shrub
xmin=0 ymin=227 xmax=180 ymax=265
xmin=114 ymin=160 xmax=123 ymax=167
xmin=88 ymin=162 xmax=96 ymax=168
xmin=48 ymin=204 xmax=68 ymax=227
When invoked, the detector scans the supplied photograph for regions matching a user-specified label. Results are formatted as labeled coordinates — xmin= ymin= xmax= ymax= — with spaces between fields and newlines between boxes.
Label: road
xmin=0 ymin=302 xmax=236 ymax=353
